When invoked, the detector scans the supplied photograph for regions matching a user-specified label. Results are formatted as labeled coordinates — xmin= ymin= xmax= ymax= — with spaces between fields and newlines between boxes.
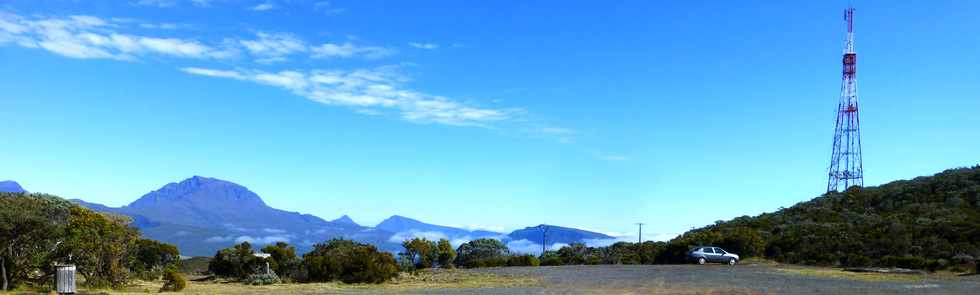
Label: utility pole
xmin=540 ymin=225 xmax=550 ymax=255
xmin=635 ymin=223 xmax=644 ymax=244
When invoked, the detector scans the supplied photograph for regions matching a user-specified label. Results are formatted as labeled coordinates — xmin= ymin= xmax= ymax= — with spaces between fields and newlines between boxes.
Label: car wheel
xmin=728 ymin=258 xmax=737 ymax=266
xmin=698 ymin=257 xmax=706 ymax=265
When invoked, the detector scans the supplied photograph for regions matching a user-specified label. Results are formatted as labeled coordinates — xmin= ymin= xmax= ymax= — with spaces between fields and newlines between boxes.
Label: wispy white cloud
xmin=135 ymin=0 xmax=178 ymax=7
xmin=0 ymin=13 xmax=233 ymax=60
xmin=0 ymin=12 xmax=393 ymax=63
xmin=311 ymin=42 xmax=394 ymax=59
xmin=526 ymin=126 xmax=575 ymax=144
xmin=205 ymin=234 xmax=292 ymax=245
xmin=181 ymin=65 xmax=514 ymax=127
xmin=250 ymin=1 xmax=278 ymax=11
xmin=387 ymin=230 xmax=449 ymax=243
xmin=408 ymin=42 xmax=439 ymax=50
xmin=313 ymin=1 xmax=346 ymax=15
xmin=138 ymin=22 xmax=186 ymax=30
xmin=181 ymin=67 xmax=247 ymax=79
xmin=204 ymin=235 xmax=232 ymax=243
xmin=239 ymin=32 xmax=305 ymax=63
xmin=1 ymin=11 xmax=575 ymax=141
xmin=507 ymin=239 xmax=567 ymax=255
xmin=462 ymin=224 xmax=506 ymax=233
xmin=189 ymin=0 xmax=214 ymax=7
xmin=594 ymin=152 xmax=629 ymax=161
xmin=135 ymin=0 xmax=213 ymax=8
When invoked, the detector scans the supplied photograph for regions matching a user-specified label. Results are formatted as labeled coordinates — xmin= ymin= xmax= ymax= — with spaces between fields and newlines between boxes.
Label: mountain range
xmin=18 ymin=176 xmax=618 ymax=256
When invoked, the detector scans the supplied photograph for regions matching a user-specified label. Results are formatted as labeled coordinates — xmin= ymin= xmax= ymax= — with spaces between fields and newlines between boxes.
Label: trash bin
xmin=55 ymin=264 xmax=76 ymax=294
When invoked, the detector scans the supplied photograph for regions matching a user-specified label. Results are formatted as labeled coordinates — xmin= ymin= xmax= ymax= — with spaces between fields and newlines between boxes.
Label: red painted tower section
xmin=827 ymin=5 xmax=864 ymax=192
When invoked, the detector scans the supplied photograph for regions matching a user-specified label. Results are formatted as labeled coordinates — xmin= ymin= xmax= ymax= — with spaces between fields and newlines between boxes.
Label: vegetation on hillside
xmin=0 ymin=192 xmax=180 ymax=291
xmin=443 ymin=166 xmax=980 ymax=271
xmin=668 ymin=166 xmax=980 ymax=270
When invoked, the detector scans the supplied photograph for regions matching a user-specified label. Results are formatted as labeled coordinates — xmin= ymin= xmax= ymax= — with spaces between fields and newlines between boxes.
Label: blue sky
xmin=2 ymin=0 xmax=978 ymax=240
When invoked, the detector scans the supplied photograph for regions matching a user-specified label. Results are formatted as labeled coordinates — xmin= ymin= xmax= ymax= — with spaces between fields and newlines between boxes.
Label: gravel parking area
xmin=405 ymin=264 xmax=980 ymax=295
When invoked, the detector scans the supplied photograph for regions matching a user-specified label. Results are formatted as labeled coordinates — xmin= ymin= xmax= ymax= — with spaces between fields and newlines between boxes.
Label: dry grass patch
xmin=384 ymin=268 xmax=540 ymax=290
xmin=35 ymin=269 xmax=537 ymax=294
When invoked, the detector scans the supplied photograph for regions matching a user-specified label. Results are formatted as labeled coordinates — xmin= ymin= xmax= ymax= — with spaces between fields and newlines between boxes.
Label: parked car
xmin=687 ymin=246 xmax=740 ymax=265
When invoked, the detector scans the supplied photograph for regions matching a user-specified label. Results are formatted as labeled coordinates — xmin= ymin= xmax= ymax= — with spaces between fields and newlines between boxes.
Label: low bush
xmin=159 ymin=268 xmax=186 ymax=292
xmin=303 ymin=239 xmax=399 ymax=284
xmin=244 ymin=273 xmax=280 ymax=285
xmin=134 ymin=270 xmax=163 ymax=281
xmin=539 ymin=252 xmax=562 ymax=266
xmin=208 ymin=242 xmax=260 ymax=279
xmin=880 ymin=256 xmax=928 ymax=269
xmin=461 ymin=257 xmax=508 ymax=268
xmin=455 ymin=239 xmax=509 ymax=268
xmin=507 ymin=255 xmax=540 ymax=267
xmin=950 ymin=254 xmax=975 ymax=264
xmin=841 ymin=254 xmax=871 ymax=267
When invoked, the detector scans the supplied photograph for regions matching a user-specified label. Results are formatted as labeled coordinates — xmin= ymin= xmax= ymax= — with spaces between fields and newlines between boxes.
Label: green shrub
xmin=539 ymin=252 xmax=562 ymax=266
xmin=880 ymin=255 xmax=928 ymax=269
xmin=950 ymin=254 xmax=974 ymax=264
xmin=261 ymin=242 xmax=301 ymax=282
xmin=455 ymin=239 xmax=509 ymax=268
xmin=134 ymin=270 xmax=163 ymax=281
xmin=461 ymin=257 xmax=508 ymax=268
xmin=244 ymin=273 xmax=280 ymax=285
xmin=303 ymin=239 xmax=399 ymax=284
xmin=208 ymin=242 xmax=260 ymax=279
xmin=842 ymin=254 xmax=871 ymax=267
xmin=507 ymin=255 xmax=540 ymax=267
xmin=159 ymin=268 xmax=186 ymax=292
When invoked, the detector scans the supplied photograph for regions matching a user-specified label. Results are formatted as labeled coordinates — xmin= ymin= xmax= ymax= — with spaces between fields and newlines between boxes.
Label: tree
xmin=134 ymin=239 xmax=180 ymax=274
xmin=401 ymin=238 xmax=437 ymax=269
xmin=208 ymin=242 xmax=259 ymax=279
xmin=557 ymin=243 xmax=587 ymax=265
xmin=56 ymin=206 xmax=141 ymax=288
xmin=455 ymin=239 xmax=509 ymax=268
xmin=261 ymin=242 xmax=300 ymax=281
xmin=539 ymin=251 xmax=562 ymax=266
xmin=303 ymin=239 xmax=398 ymax=283
xmin=0 ymin=193 xmax=71 ymax=291
xmin=436 ymin=239 xmax=457 ymax=268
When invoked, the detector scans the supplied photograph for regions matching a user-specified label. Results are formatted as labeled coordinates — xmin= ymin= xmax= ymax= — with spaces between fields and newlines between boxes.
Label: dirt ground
xmin=6 ymin=264 xmax=979 ymax=294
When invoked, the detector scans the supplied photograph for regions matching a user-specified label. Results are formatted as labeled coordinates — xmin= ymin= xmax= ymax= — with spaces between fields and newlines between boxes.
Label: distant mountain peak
xmin=129 ymin=176 xmax=267 ymax=209
xmin=0 ymin=180 xmax=26 ymax=193
xmin=332 ymin=214 xmax=358 ymax=226
xmin=508 ymin=224 xmax=613 ymax=245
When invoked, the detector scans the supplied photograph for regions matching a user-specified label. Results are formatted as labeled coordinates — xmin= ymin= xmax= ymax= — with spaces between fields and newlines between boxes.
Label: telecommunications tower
xmin=827 ymin=4 xmax=864 ymax=192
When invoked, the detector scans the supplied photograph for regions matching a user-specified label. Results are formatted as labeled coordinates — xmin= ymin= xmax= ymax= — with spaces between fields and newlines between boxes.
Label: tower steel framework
xmin=827 ymin=5 xmax=864 ymax=192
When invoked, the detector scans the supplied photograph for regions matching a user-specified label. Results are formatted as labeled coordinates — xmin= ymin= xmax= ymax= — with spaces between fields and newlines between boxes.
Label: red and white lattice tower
xmin=827 ymin=4 xmax=864 ymax=192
